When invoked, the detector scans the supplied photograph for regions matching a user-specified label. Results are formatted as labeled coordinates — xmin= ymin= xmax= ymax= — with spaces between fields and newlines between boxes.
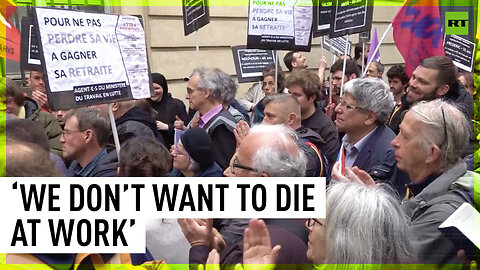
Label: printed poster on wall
xmin=313 ymin=0 xmax=333 ymax=37
xmin=444 ymin=35 xmax=475 ymax=72
xmin=247 ymin=0 xmax=314 ymax=52
xmin=33 ymin=7 xmax=153 ymax=110
xmin=232 ymin=45 xmax=276 ymax=83
xmin=329 ymin=0 xmax=373 ymax=38
xmin=182 ymin=0 xmax=210 ymax=36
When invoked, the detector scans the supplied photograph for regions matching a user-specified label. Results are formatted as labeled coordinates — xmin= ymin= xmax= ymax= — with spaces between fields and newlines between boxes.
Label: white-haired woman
xmin=202 ymin=181 xmax=413 ymax=269
xmin=306 ymin=181 xmax=413 ymax=266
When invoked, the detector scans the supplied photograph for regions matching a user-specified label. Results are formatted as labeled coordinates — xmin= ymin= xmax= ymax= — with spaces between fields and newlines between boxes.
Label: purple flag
xmin=367 ymin=27 xmax=380 ymax=65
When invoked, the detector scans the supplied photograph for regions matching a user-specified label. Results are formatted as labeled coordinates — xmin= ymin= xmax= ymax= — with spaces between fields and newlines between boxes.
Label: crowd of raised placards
xmin=2 ymin=41 xmax=478 ymax=268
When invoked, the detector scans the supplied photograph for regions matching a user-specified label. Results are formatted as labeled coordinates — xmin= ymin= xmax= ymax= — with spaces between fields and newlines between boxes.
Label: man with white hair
xmin=392 ymin=99 xmax=475 ymax=265
xmin=334 ymin=77 xmax=406 ymax=195
xmin=335 ymin=99 xmax=476 ymax=265
xmin=185 ymin=68 xmax=237 ymax=170
xmin=232 ymin=124 xmax=307 ymax=177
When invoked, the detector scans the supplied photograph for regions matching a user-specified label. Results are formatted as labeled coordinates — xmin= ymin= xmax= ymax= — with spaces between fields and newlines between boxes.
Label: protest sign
xmin=33 ymin=8 xmax=152 ymax=110
xmin=329 ymin=0 xmax=374 ymax=38
xmin=247 ymin=0 xmax=313 ymax=52
xmin=322 ymin=35 xmax=351 ymax=56
xmin=313 ymin=0 xmax=333 ymax=37
xmin=20 ymin=16 xmax=42 ymax=71
xmin=182 ymin=0 xmax=210 ymax=36
xmin=232 ymin=45 xmax=276 ymax=83
xmin=444 ymin=34 xmax=475 ymax=72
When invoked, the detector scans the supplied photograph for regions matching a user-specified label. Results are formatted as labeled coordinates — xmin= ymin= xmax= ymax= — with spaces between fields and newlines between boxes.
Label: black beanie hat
xmin=180 ymin=128 xmax=215 ymax=170
xmin=151 ymin=73 xmax=169 ymax=98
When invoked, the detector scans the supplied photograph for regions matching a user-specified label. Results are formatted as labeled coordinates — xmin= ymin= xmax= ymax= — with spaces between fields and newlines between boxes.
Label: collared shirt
xmin=68 ymin=148 xmax=108 ymax=177
xmin=341 ymin=127 xmax=378 ymax=168
xmin=198 ymin=104 xmax=223 ymax=129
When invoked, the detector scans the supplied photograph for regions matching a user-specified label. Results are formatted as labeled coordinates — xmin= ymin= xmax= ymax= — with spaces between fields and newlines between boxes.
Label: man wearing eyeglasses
xmin=61 ymin=107 xmax=117 ymax=177
xmin=334 ymin=77 xmax=406 ymax=196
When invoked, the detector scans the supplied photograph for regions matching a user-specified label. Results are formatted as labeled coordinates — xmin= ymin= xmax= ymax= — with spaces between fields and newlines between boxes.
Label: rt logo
xmin=445 ymin=12 xmax=469 ymax=35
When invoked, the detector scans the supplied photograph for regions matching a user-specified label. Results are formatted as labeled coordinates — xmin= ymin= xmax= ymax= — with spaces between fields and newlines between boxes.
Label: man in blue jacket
xmin=334 ymin=77 xmax=407 ymax=197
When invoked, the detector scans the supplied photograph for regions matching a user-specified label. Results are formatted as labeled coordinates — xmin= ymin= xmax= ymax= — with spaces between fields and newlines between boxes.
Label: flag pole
xmin=108 ymin=103 xmax=121 ymax=159
xmin=362 ymin=23 xmax=392 ymax=77
xmin=195 ymin=29 xmax=199 ymax=68
xmin=340 ymin=33 xmax=349 ymax=97
xmin=274 ymin=50 xmax=278 ymax=94
xmin=361 ymin=41 xmax=365 ymax=74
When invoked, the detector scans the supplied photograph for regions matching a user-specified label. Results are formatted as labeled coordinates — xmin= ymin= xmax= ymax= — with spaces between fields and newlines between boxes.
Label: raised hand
xmin=243 ymin=219 xmax=280 ymax=266
xmin=174 ymin=115 xmax=186 ymax=130
xmin=178 ymin=218 xmax=213 ymax=247
xmin=234 ymin=120 xmax=250 ymax=149
xmin=31 ymin=90 xmax=49 ymax=110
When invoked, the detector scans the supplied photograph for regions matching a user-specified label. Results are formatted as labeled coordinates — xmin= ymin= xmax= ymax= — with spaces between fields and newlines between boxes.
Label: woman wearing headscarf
xmin=168 ymin=128 xmax=223 ymax=177
xmin=149 ymin=73 xmax=189 ymax=149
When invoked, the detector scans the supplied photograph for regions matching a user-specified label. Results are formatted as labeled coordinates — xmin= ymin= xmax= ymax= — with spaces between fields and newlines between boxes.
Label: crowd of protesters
xmin=2 ymin=42 xmax=479 ymax=269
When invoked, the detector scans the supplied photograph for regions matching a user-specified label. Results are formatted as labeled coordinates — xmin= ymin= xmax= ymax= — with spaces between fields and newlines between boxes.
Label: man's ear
xmin=84 ymin=129 xmax=95 ymax=144
xmin=364 ymin=111 xmax=377 ymax=126
xmin=288 ymin=113 xmax=296 ymax=127
xmin=204 ymin=88 xmax=211 ymax=99
xmin=379 ymin=72 xmax=383 ymax=78
xmin=436 ymin=84 xmax=450 ymax=97
xmin=426 ymin=144 xmax=442 ymax=164
xmin=349 ymin=73 xmax=357 ymax=80
xmin=111 ymin=102 xmax=120 ymax=112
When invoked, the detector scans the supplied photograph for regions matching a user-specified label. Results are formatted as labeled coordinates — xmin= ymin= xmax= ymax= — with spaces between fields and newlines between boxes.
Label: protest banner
xmin=182 ymin=0 xmax=210 ymax=36
xmin=232 ymin=45 xmax=276 ymax=83
xmin=329 ymin=0 xmax=374 ymax=38
xmin=312 ymin=0 xmax=333 ymax=37
xmin=444 ymin=34 xmax=476 ymax=72
xmin=392 ymin=0 xmax=444 ymax=76
xmin=20 ymin=16 xmax=42 ymax=71
xmin=322 ymin=35 xmax=351 ymax=56
xmin=247 ymin=0 xmax=313 ymax=52
xmin=33 ymin=7 xmax=153 ymax=111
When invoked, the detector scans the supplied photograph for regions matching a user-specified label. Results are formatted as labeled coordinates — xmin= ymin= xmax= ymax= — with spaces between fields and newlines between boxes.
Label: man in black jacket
xmin=285 ymin=69 xmax=339 ymax=170
xmin=262 ymin=93 xmax=329 ymax=178
xmin=388 ymin=55 xmax=474 ymax=157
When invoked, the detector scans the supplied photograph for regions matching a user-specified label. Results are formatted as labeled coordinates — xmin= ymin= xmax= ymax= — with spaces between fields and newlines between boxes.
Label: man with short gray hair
xmin=365 ymin=61 xmax=384 ymax=78
xmin=61 ymin=107 xmax=117 ymax=177
xmin=391 ymin=99 xmax=475 ymax=264
xmin=334 ymin=78 xmax=405 ymax=195
xmin=185 ymin=68 xmax=237 ymax=170
xmin=93 ymin=100 xmax=161 ymax=145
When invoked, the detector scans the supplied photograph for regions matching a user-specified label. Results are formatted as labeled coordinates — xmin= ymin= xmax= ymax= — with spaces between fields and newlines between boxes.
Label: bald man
xmin=262 ymin=93 xmax=328 ymax=177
